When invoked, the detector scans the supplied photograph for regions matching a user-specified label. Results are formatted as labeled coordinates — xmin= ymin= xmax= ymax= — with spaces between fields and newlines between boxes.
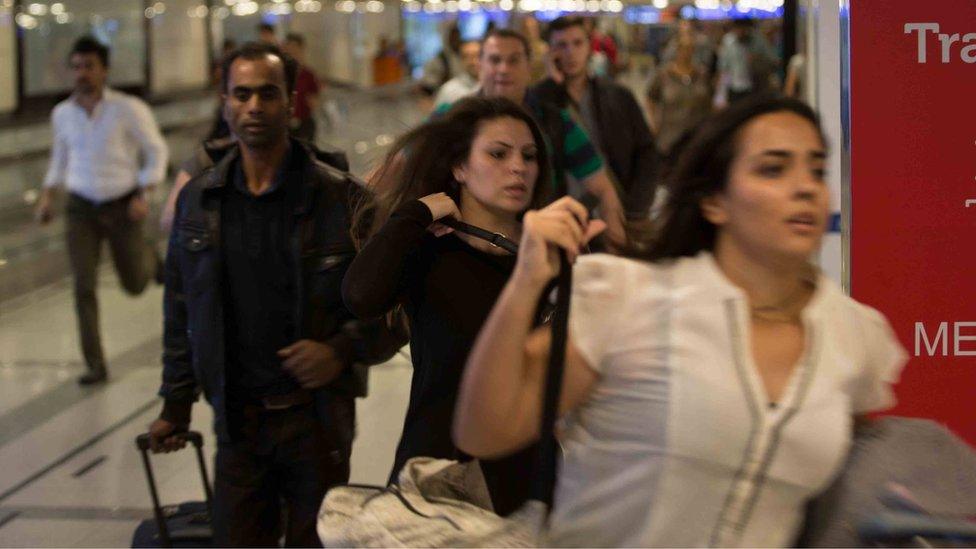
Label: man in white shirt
xmin=432 ymin=40 xmax=481 ymax=109
xmin=717 ymin=19 xmax=778 ymax=105
xmin=35 ymin=36 xmax=168 ymax=385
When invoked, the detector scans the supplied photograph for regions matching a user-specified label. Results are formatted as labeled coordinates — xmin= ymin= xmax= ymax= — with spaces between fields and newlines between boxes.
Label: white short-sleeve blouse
xmin=548 ymin=252 xmax=907 ymax=547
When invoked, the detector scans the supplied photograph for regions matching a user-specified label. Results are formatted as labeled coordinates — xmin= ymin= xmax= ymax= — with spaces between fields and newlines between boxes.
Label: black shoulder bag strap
xmin=439 ymin=218 xmax=519 ymax=254
xmin=531 ymin=251 xmax=572 ymax=510
xmin=440 ymin=217 xmax=571 ymax=512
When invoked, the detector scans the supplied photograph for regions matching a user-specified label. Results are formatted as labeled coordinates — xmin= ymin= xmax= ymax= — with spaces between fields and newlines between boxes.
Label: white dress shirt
xmin=548 ymin=252 xmax=907 ymax=547
xmin=43 ymin=88 xmax=168 ymax=203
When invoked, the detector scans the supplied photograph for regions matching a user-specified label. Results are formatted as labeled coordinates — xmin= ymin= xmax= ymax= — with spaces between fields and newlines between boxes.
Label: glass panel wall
xmin=148 ymin=0 xmax=210 ymax=94
xmin=20 ymin=0 xmax=146 ymax=96
xmin=219 ymin=6 xmax=267 ymax=48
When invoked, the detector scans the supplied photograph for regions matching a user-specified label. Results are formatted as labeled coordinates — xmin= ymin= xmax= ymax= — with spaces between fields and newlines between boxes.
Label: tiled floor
xmin=0 ymin=88 xmax=425 ymax=547
xmin=0 ymin=257 xmax=414 ymax=547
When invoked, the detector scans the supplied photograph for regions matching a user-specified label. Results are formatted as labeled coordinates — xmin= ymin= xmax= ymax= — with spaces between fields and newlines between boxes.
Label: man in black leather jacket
xmin=147 ymin=43 xmax=404 ymax=546
xmin=530 ymin=16 xmax=660 ymax=221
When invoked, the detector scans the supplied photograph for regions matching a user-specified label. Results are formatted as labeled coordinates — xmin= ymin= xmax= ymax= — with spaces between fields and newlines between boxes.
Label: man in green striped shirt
xmin=434 ymin=28 xmax=626 ymax=247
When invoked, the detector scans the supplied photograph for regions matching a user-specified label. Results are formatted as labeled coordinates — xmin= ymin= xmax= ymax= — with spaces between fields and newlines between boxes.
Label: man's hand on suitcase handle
xmin=148 ymin=417 xmax=190 ymax=453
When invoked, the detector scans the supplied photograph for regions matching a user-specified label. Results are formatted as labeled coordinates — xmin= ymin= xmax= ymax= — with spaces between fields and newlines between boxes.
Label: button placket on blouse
xmin=712 ymin=300 xmax=814 ymax=547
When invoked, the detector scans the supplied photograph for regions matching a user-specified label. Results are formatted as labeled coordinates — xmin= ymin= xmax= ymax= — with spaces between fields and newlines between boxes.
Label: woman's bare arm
xmin=453 ymin=198 xmax=602 ymax=458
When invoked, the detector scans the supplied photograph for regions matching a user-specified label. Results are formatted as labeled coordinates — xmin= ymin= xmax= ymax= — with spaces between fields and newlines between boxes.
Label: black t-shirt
xmin=220 ymin=148 xmax=303 ymax=402
xmin=342 ymin=200 xmax=541 ymax=516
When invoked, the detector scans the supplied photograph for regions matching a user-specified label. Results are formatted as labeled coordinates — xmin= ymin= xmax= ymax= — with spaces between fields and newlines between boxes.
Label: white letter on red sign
xmin=954 ymin=322 xmax=976 ymax=356
xmin=939 ymin=33 xmax=961 ymax=63
xmin=905 ymin=22 xmax=940 ymax=63
xmin=962 ymin=33 xmax=976 ymax=63
xmin=915 ymin=321 xmax=948 ymax=356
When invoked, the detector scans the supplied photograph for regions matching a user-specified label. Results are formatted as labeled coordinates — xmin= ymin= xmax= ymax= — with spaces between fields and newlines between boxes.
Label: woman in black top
xmin=342 ymin=97 xmax=589 ymax=515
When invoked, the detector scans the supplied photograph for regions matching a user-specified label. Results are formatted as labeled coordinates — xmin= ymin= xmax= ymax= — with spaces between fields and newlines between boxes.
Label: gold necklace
xmin=750 ymin=271 xmax=817 ymax=323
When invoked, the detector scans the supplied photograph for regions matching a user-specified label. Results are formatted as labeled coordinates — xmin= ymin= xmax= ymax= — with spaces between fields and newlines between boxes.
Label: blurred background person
xmin=419 ymin=24 xmax=463 ymax=99
xmin=762 ymin=18 xmax=784 ymax=59
xmin=473 ymin=29 xmax=626 ymax=246
xmin=207 ymin=38 xmax=237 ymax=142
xmin=256 ymin=22 xmax=277 ymax=45
xmin=212 ymin=38 xmax=237 ymax=87
xmin=34 ymin=36 xmax=168 ymax=385
xmin=283 ymin=32 xmax=321 ymax=143
xmin=784 ymin=52 xmax=807 ymax=100
xmin=660 ymin=18 xmax=716 ymax=77
xmin=533 ymin=16 xmax=659 ymax=221
xmin=647 ymin=35 xmax=713 ymax=170
xmin=433 ymin=40 xmax=481 ymax=108
xmin=373 ymin=36 xmax=406 ymax=86
xmin=716 ymin=18 xmax=779 ymax=105
xmin=519 ymin=15 xmax=550 ymax=83
xmin=161 ymin=38 xmax=244 ymax=233
xmin=159 ymin=136 xmax=235 ymax=233
xmin=395 ymin=38 xmax=410 ymax=78
xmin=583 ymin=17 xmax=618 ymax=77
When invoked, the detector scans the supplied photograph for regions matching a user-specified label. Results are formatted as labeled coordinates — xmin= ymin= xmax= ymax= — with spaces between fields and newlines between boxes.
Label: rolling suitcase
xmin=131 ymin=431 xmax=214 ymax=548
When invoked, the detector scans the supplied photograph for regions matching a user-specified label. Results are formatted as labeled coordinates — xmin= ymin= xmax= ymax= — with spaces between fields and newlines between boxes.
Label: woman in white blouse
xmin=453 ymin=95 xmax=907 ymax=547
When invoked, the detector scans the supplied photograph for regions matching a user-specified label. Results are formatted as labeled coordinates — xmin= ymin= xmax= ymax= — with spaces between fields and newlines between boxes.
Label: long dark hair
xmin=352 ymin=96 xmax=551 ymax=247
xmin=624 ymin=94 xmax=826 ymax=261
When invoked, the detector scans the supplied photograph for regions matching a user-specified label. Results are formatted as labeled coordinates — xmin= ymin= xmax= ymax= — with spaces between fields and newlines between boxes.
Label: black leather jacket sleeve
xmin=159 ymin=195 xmax=199 ymax=410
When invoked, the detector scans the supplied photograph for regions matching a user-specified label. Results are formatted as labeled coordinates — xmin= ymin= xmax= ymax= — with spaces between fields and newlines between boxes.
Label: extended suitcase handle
xmin=135 ymin=430 xmax=213 ymax=548
xmin=135 ymin=431 xmax=203 ymax=452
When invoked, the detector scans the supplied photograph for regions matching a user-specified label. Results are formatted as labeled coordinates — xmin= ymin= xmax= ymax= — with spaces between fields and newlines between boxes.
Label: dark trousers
xmin=213 ymin=401 xmax=352 ymax=547
xmin=65 ymin=192 xmax=158 ymax=372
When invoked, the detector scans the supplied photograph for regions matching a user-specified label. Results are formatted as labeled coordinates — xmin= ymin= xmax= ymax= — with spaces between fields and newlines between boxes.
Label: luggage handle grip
xmin=135 ymin=430 xmax=203 ymax=452
xmin=135 ymin=430 xmax=212 ymax=548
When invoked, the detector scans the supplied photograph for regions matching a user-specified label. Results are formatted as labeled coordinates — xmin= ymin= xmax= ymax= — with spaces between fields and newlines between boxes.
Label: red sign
xmin=850 ymin=3 xmax=976 ymax=444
